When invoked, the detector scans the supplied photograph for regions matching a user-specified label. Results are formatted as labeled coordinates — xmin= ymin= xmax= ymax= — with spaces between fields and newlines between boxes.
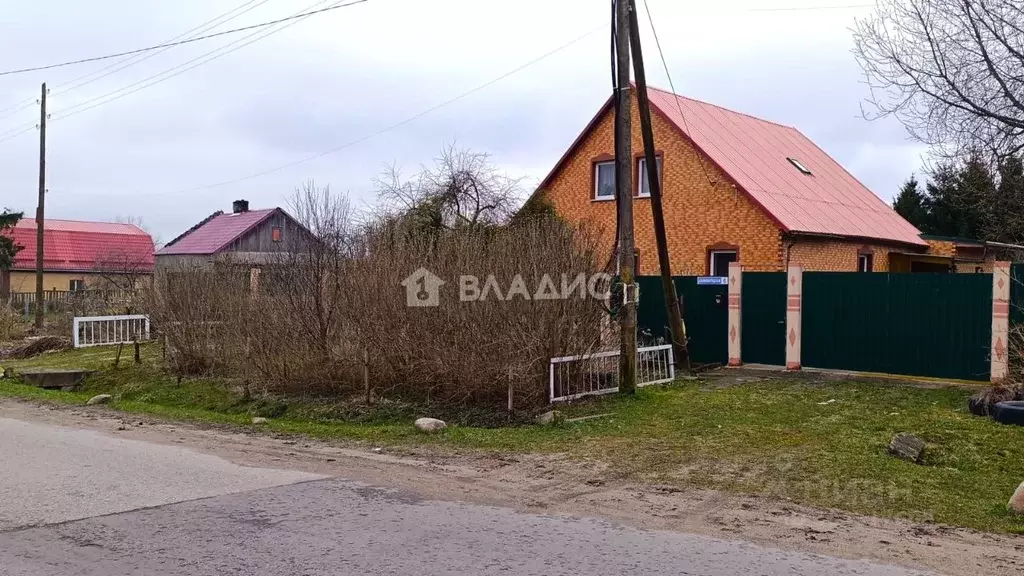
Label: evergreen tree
xmin=991 ymin=155 xmax=1024 ymax=243
xmin=893 ymin=176 xmax=928 ymax=229
xmin=922 ymin=162 xmax=962 ymax=236
xmin=952 ymin=154 xmax=997 ymax=239
xmin=0 ymin=209 xmax=23 ymax=270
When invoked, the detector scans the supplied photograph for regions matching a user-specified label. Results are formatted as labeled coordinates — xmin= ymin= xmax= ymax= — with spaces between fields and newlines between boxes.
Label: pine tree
xmin=893 ymin=176 xmax=928 ymax=229
xmin=953 ymin=154 xmax=997 ymax=239
xmin=922 ymin=163 xmax=962 ymax=236
xmin=0 ymin=209 xmax=23 ymax=270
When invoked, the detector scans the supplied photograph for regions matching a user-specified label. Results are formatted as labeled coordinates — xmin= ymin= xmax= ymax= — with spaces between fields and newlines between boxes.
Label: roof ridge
xmin=645 ymin=84 xmax=797 ymax=131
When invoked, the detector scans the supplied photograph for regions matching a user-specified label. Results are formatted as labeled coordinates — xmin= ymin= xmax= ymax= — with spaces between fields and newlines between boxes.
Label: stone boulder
xmin=414 ymin=417 xmax=447 ymax=433
xmin=888 ymin=433 xmax=925 ymax=463
xmin=86 ymin=394 xmax=113 ymax=405
xmin=1009 ymin=481 xmax=1024 ymax=515
xmin=535 ymin=410 xmax=565 ymax=426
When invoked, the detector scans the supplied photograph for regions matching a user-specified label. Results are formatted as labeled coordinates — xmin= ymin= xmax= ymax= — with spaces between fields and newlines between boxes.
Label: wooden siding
xmin=224 ymin=210 xmax=309 ymax=254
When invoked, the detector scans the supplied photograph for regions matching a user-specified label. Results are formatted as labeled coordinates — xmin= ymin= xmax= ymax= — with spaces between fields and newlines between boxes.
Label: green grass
xmin=2 ymin=345 xmax=1024 ymax=533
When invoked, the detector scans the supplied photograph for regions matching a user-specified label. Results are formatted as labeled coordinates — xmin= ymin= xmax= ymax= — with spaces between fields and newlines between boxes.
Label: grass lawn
xmin=2 ymin=344 xmax=1023 ymax=533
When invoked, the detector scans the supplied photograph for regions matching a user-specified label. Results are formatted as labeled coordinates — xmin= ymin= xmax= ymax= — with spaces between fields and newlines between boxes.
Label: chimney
xmin=232 ymin=199 xmax=249 ymax=214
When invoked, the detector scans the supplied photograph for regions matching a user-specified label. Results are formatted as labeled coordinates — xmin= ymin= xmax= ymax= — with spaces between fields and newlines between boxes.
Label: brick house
xmin=533 ymin=86 xmax=930 ymax=276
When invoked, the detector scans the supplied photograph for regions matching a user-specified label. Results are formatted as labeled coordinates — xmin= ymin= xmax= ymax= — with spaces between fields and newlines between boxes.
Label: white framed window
xmin=858 ymin=253 xmax=874 ymax=273
xmin=69 ymin=279 xmax=85 ymax=292
xmin=709 ymin=250 xmax=737 ymax=277
xmin=637 ymin=156 xmax=663 ymax=197
xmin=594 ymin=161 xmax=615 ymax=200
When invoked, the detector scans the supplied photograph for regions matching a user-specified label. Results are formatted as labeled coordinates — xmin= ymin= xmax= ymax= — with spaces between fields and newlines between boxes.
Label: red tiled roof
xmin=537 ymin=87 xmax=926 ymax=247
xmin=6 ymin=218 xmax=155 ymax=272
xmin=155 ymin=209 xmax=277 ymax=256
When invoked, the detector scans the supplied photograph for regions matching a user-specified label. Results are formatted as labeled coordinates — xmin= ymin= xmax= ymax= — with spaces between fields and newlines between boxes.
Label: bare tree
xmin=374 ymin=143 xmax=524 ymax=232
xmin=93 ymin=247 xmax=151 ymax=292
xmin=854 ymin=0 xmax=1024 ymax=160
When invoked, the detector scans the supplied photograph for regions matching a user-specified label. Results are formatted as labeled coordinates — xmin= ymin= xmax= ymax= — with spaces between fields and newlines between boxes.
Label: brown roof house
xmin=533 ymin=86 xmax=933 ymax=276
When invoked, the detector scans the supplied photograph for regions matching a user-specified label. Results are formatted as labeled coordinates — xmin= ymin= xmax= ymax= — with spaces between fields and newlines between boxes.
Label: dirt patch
xmin=1 ymin=398 xmax=1021 ymax=576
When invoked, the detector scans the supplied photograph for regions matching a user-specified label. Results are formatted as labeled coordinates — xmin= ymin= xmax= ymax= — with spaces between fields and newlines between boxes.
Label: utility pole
xmin=34 ymin=82 xmax=46 ymax=329
xmin=614 ymin=0 xmax=637 ymax=394
xmin=626 ymin=0 xmax=690 ymax=373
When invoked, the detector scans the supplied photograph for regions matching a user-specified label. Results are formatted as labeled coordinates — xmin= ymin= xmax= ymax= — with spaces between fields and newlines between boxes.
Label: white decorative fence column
xmin=728 ymin=262 xmax=742 ymax=366
xmin=786 ymin=265 xmax=803 ymax=370
xmin=992 ymin=261 xmax=1011 ymax=382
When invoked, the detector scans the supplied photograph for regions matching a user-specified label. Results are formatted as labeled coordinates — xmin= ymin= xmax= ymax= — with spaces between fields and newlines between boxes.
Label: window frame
xmin=857 ymin=250 xmax=874 ymax=273
xmin=593 ymin=160 xmax=616 ymax=201
xmin=271 ymin=226 xmax=283 ymax=242
xmin=708 ymin=249 xmax=738 ymax=277
xmin=69 ymin=279 xmax=86 ymax=292
xmin=787 ymin=157 xmax=813 ymax=176
xmin=636 ymin=155 xmax=663 ymax=198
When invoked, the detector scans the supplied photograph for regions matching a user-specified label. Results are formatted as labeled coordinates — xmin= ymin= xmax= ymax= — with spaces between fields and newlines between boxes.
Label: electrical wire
xmin=0 ymin=1 xmax=359 ymax=78
xmin=93 ymin=24 xmax=605 ymax=199
xmin=51 ymin=0 xmax=366 ymax=122
xmin=0 ymin=0 xmax=274 ymax=122
xmin=49 ymin=0 xmax=278 ymax=98
xmin=640 ymin=0 xmax=717 ymax=188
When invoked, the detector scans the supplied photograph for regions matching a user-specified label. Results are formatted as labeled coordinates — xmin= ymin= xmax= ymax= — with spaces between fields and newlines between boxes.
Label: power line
xmin=0 ymin=1 xmax=362 ymax=78
xmin=52 ymin=0 xmax=365 ymax=122
xmin=49 ymin=0 xmax=277 ymax=97
xmin=641 ymin=0 xmax=717 ymax=188
xmin=747 ymin=3 xmax=872 ymax=11
xmin=99 ymin=24 xmax=605 ymax=199
xmin=0 ymin=0 xmax=274 ymax=123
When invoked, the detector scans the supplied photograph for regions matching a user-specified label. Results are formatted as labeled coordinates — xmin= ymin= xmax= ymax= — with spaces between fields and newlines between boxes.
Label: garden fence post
xmin=786 ymin=266 xmax=803 ymax=370
xmin=991 ymin=261 xmax=1011 ymax=382
xmin=728 ymin=262 xmax=742 ymax=366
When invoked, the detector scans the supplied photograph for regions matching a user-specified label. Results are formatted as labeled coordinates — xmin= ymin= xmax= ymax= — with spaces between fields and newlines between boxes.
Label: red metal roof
xmin=6 ymin=218 xmax=155 ymax=272
xmin=537 ymin=87 xmax=925 ymax=247
xmin=155 ymin=209 xmax=277 ymax=256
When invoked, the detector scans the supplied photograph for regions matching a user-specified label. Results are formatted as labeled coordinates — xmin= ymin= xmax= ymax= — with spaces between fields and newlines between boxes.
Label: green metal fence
xmin=802 ymin=273 xmax=992 ymax=381
xmin=637 ymin=276 xmax=727 ymax=366
xmin=741 ymin=272 xmax=787 ymax=366
xmin=1011 ymin=264 xmax=1024 ymax=326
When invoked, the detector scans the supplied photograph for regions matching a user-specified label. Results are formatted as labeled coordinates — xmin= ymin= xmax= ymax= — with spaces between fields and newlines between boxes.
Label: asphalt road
xmin=0 ymin=416 xmax=935 ymax=576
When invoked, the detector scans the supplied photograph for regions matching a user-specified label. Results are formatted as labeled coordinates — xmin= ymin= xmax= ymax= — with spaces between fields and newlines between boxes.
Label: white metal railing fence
xmin=73 ymin=315 xmax=151 ymax=348
xmin=549 ymin=344 xmax=676 ymax=402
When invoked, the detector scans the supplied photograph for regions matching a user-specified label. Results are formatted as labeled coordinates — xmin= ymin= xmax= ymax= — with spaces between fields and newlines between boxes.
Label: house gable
xmin=538 ymin=94 xmax=784 ymax=275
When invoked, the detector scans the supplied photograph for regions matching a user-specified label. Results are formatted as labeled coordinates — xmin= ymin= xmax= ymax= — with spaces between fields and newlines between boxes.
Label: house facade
xmin=534 ymin=87 xmax=929 ymax=276
xmin=155 ymin=200 xmax=309 ymax=270
xmin=1 ymin=218 xmax=154 ymax=298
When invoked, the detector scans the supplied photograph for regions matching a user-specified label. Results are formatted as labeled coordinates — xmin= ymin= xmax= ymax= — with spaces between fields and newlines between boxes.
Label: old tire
xmin=992 ymin=401 xmax=1024 ymax=426
xmin=968 ymin=395 xmax=990 ymax=417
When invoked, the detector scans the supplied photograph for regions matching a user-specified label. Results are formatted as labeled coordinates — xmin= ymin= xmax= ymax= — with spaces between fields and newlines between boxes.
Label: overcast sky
xmin=0 ymin=0 xmax=927 ymax=242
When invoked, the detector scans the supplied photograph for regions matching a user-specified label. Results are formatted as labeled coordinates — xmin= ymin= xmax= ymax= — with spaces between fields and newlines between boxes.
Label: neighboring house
xmin=533 ymin=86 xmax=932 ymax=276
xmin=0 ymin=218 xmax=154 ymax=298
xmin=155 ymin=200 xmax=309 ymax=270
xmin=905 ymin=236 xmax=1024 ymax=273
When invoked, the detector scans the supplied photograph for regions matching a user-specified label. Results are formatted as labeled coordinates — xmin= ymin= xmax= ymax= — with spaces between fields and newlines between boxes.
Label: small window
xmin=69 ymin=279 xmax=85 ymax=292
xmin=271 ymin=226 xmax=282 ymax=242
xmin=858 ymin=253 xmax=874 ymax=273
xmin=709 ymin=250 xmax=737 ymax=277
xmin=594 ymin=161 xmax=615 ymax=200
xmin=637 ymin=156 xmax=663 ymax=197
xmin=787 ymin=157 xmax=812 ymax=175
xmin=975 ymin=266 xmax=984 ymax=273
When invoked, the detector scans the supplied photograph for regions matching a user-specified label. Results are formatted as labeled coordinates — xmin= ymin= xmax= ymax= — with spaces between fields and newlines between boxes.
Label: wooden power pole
xmin=614 ymin=0 xmax=637 ymax=394
xmin=34 ymin=82 xmax=47 ymax=329
xmin=626 ymin=0 xmax=690 ymax=373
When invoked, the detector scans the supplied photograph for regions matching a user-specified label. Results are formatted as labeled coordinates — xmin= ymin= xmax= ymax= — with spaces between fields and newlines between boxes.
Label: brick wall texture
xmin=538 ymin=93 xmax=911 ymax=274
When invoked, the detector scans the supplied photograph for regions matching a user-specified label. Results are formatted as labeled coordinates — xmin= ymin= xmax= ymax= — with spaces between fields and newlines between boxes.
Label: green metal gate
xmin=637 ymin=276 xmax=727 ymax=366
xmin=741 ymin=272 xmax=787 ymax=366
xmin=802 ymin=273 xmax=991 ymax=381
